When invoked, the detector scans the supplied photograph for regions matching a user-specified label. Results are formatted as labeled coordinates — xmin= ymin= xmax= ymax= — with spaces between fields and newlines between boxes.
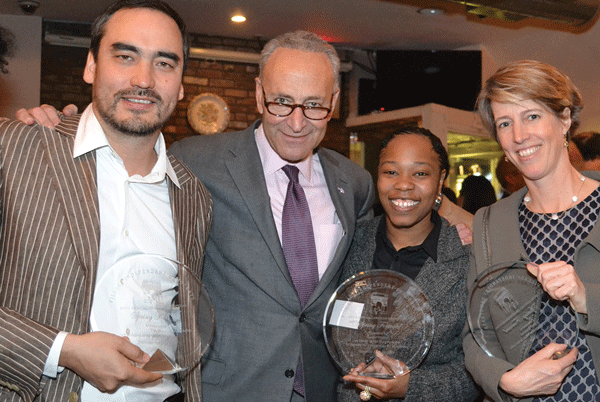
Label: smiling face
xmin=83 ymin=7 xmax=184 ymax=138
xmin=378 ymin=134 xmax=445 ymax=238
xmin=491 ymin=99 xmax=571 ymax=183
xmin=256 ymin=47 xmax=339 ymax=163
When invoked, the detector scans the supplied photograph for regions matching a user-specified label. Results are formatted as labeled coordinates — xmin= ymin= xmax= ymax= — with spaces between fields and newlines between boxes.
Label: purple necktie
xmin=281 ymin=164 xmax=319 ymax=396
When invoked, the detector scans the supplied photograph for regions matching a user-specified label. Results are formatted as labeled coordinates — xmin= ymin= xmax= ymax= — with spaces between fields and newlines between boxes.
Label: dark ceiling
xmin=1 ymin=0 xmax=598 ymax=51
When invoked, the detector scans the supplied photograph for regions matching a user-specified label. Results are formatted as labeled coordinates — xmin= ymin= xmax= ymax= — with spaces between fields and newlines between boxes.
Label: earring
xmin=564 ymin=133 xmax=569 ymax=148
xmin=434 ymin=194 xmax=443 ymax=209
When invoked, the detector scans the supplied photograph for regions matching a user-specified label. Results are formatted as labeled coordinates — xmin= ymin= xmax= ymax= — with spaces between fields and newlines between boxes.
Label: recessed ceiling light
xmin=417 ymin=8 xmax=445 ymax=16
xmin=231 ymin=14 xmax=246 ymax=23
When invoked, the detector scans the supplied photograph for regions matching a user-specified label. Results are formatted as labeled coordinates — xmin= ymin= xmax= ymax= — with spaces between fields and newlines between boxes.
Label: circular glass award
xmin=90 ymin=254 xmax=214 ymax=374
xmin=323 ymin=270 xmax=434 ymax=378
xmin=468 ymin=260 xmax=578 ymax=359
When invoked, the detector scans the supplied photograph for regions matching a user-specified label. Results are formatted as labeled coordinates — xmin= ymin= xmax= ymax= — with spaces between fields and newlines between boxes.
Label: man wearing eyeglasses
xmin=15 ymin=30 xmax=375 ymax=402
xmin=169 ymin=31 xmax=375 ymax=402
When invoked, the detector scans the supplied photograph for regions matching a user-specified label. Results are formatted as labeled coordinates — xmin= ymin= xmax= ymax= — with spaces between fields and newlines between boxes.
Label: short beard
xmin=96 ymin=88 xmax=168 ymax=137
xmin=103 ymin=111 xmax=164 ymax=137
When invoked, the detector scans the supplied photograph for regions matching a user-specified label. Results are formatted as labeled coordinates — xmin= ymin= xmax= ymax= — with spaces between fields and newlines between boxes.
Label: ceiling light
xmin=18 ymin=0 xmax=39 ymax=15
xmin=231 ymin=14 xmax=246 ymax=23
xmin=417 ymin=8 xmax=445 ymax=16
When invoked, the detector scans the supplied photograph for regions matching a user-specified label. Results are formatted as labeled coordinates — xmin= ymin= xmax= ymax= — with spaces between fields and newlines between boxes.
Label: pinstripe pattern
xmin=169 ymin=153 xmax=212 ymax=402
xmin=0 ymin=116 xmax=212 ymax=402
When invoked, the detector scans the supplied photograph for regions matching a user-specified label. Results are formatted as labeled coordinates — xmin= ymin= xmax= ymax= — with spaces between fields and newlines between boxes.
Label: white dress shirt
xmin=44 ymin=105 xmax=180 ymax=401
xmin=255 ymin=124 xmax=344 ymax=279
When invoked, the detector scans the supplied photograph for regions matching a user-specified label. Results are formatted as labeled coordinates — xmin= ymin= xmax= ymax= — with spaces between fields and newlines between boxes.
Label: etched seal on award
xmin=323 ymin=270 xmax=434 ymax=378
xmin=90 ymin=254 xmax=214 ymax=374
xmin=467 ymin=260 xmax=577 ymax=359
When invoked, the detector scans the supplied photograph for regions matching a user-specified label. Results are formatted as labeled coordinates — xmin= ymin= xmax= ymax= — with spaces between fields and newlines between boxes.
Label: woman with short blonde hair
xmin=464 ymin=60 xmax=600 ymax=401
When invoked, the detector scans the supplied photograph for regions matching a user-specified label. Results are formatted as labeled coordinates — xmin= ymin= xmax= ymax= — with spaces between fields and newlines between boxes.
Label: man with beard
xmin=17 ymin=30 xmax=472 ymax=402
xmin=18 ymin=33 xmax=375 ymax=402
xmin=0 ymin=1 xmax=211 ymax=402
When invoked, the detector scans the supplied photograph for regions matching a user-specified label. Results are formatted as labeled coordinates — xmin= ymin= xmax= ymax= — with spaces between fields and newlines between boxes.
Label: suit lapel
xmin=167 ymin=155 xmax=204 ymax=400
xmin=167 ymin=154 xmax=197 ymax=266
xmin=221 ymin=130 xmax=358 ymax=308
xmin=47 ymin=115 xmax=100 ymax=284
xmin=223 ymin=128 xmax=291 ymax=282
xmin=414 ymin=221 xmax=462 ymax=308
xmin=487 ymin=190 xmax=527 ymax=265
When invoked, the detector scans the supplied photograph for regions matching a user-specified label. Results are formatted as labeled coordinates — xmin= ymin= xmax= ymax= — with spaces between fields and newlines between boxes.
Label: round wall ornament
xmin=187 ymin=93 xmax=230 ymax=135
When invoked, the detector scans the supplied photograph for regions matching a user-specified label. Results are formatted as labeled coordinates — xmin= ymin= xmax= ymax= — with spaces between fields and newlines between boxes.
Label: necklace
xmin=523 ymin=175 xmax=586 ymax=220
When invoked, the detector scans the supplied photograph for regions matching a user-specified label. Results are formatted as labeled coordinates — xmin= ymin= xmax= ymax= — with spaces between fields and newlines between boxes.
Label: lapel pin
xmin=338 ymin=187 xmax=345 ymax=194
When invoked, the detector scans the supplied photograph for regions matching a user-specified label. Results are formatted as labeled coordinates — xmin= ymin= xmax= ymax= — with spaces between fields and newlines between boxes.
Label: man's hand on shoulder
xmin=454 ymin=223 xmax=473 ymax=246
xmin=437 ymin=195 xmax=474 ymax=245
xmin=438 ymin=196 xmax=474 ymax=227
xmin=15 ymin=104 xmax=77 ymax=127
xmin=60 ymin=332 xmax=162 ymax=393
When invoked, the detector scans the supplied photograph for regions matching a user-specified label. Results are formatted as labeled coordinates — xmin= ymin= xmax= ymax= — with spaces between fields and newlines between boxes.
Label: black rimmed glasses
xmin=261 ymin=87 xmax=333 ymax=120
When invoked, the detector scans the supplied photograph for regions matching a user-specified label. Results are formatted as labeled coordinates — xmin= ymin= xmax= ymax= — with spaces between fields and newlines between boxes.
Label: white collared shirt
xmin=45 ymin=105 xmax=180 ymax=401
xmin=255 ymin=124 xmax=344 ymax=279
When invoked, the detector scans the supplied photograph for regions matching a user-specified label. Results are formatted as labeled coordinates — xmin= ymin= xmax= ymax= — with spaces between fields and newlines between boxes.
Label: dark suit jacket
xmin=338 ymin=216 xmax=480 ymax=402
xmin=169 ymin=121 xmax=375 ymax=402
xmin=0 ymin=116 xmax=212 ymax=402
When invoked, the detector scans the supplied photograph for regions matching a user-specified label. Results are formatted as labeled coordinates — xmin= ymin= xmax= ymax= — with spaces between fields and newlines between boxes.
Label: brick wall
xmin=40 ymin=32 xmax=352 ymax=155
xmin=163 ymin=60 xmax=260 ymax=144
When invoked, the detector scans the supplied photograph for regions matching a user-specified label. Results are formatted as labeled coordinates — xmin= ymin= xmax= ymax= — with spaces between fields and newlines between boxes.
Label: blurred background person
xmin=442 ymin=185 xmax=458 ymax=204
xmin=464 ymin=59 xmax=600 ymax=402
xmin=0 ymin=25 xmax=15 ymax=122
xmin=569 ymin=131 xmax=600 ymax=171
xmin=496 ymin=156 xmax=526 ymax=198
xmin=0 ymin=25 xmax=16 ymax=75
xmin=458 ymin=174 xmax=497 ymax=214
xmin=339 ymin=126 xmax=480 ymax=402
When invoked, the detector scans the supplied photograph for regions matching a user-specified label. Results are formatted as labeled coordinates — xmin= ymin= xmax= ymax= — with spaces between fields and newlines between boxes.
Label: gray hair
xmin=259 ymin=30 xmax=340 ymax=88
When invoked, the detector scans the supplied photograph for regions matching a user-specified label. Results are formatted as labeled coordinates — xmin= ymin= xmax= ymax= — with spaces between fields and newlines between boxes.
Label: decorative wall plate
xmin=187 ymin=93 xmax=230 ymax=135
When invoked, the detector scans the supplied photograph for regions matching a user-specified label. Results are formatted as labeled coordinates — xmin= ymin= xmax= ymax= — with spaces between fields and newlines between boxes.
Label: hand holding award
xmin=468 ymin=260 xmax=578 ymax=361
xmin=90 ymin=254 xmax=214 ymax=375
xmin=323 ymin=270 xmax=434 ymax=379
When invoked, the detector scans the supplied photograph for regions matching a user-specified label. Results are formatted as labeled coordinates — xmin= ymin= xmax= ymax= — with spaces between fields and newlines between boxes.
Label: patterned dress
xmin=520 ymin=186 xmax=600 ymax=401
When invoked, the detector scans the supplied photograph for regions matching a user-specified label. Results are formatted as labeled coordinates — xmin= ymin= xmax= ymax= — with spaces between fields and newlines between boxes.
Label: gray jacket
xmin=463 ymin=170 xmax=600 ymax=402
xmin=338 ymin=215 xmax=480 ymax=402
xmin=170 ymin=121 xmax=375 ymax=402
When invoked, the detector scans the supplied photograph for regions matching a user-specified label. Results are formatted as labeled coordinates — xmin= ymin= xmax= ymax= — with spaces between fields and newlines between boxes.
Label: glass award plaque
xmin=90 ymin=254 xmax=214 ymax=374
xmin=468 ymin=260 xmax=577 ymax=360
xmin=323 ymin=270 xmax=434 ymax=378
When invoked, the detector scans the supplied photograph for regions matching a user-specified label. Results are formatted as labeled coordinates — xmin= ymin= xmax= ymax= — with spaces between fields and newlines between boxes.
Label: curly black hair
xmin=0 ymin=26 xmax=16 ymax=74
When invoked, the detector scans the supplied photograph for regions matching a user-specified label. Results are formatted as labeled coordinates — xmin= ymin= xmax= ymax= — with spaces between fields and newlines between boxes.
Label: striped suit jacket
xmin=0 ymin=116 xmax=212 ymax=402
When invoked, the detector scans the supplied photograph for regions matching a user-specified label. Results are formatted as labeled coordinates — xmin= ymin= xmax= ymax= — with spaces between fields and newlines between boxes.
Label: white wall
xmin=474 ymin=22 xmax=600 ymax=133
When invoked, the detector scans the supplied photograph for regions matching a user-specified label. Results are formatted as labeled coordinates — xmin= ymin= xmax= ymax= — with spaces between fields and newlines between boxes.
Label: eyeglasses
xmin=261 ymin=88 xmax=333 ymax=121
